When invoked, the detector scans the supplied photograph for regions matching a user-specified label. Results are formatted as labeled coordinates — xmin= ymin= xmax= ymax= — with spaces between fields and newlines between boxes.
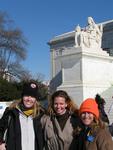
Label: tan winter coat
xmin=41 ymin=114 xmax=80 ymax=150
xmin=85 ymin=128 xmax=113 ymax=150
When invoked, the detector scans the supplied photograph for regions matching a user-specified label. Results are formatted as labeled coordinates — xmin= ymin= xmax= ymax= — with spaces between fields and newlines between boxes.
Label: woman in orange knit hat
xmin=73 ymin=98 xmax=113 ymax=150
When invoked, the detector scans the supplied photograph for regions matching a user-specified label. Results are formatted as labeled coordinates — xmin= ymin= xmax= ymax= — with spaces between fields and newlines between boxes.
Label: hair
xmin=95 ymin=94 xmax=106 ymax=107
xmin=9 ymin=99 xmax=45 ymax=118
xmin=73 ymin=115 xmax=105 ymax=136
xmin=89 ymin=116 xmax=105 ymax=129
xmin=47 ymin=90 xmax=78 ymax=115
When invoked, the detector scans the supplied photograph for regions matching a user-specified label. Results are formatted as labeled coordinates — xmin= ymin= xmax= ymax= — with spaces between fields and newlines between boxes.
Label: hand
xmin=0 ymin=143 xmax=6 ymax=150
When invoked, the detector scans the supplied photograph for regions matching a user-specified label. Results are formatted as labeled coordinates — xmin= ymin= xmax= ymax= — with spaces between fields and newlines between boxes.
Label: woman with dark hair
xmin=74 ymin=98 xmax=113 ymax=150
xmin=41 ymin=90 xmax=80 ymax=150
xmin=0 ymin=81 xmax=45 ymax=150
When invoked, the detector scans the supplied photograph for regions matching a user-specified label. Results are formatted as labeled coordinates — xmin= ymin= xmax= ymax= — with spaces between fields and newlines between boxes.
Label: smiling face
xmin=53 ymin=96 xmax=67 ymax=115
xmin=23 ymin=96 xmax=36 ymax=108
xmin=80 ymin=112 xmax=94 ymax=126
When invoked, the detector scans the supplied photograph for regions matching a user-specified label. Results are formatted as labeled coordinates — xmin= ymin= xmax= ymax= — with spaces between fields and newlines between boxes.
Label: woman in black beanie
xmin=0 ymin=81 xmax=45 ymax=150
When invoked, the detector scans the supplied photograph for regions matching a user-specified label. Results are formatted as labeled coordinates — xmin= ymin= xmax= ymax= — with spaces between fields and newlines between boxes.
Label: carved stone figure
xmin=75 ymin=17 xmax=103 ymax=48
xmin=75 ymin=25 xmax=81 ymax=47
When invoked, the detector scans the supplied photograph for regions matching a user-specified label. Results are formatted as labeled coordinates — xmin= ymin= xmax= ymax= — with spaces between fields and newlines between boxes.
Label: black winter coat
xmin=0 ymin=107 xmax=44 ymax=150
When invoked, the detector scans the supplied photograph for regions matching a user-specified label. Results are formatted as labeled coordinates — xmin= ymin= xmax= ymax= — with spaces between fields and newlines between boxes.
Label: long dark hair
xmin=47 ymin=90 xmax=78 ymax=115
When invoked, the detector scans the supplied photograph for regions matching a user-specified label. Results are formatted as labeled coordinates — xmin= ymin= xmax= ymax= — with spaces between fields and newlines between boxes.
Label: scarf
xmin=17 ymin=102 xmax=34 ymax=117
xmin=56 ymin=110 xmax=70 ymax=130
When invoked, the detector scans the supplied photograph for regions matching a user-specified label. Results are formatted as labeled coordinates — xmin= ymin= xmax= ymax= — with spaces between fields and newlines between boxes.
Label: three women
xmin=0 ymin=85 xmax=113 ymax=150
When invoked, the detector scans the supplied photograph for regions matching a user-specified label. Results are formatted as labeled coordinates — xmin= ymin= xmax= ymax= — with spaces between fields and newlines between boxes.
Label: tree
xmin=8 ymin=62 xmax=32 ymax=81
xmin=0 ymin=11 xmax=28 ymax=80
xmin=0 ymin=78 xmax=22 ymax=101
xmin=0 ymin=11 xmax=48 ymax=102
xmin=0 ymin=77 xmax=49 ymax=102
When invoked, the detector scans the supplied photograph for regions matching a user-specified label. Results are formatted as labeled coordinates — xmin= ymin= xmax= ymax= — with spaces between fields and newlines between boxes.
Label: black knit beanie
xmin=21 ymin=81 xmax=39 ymax=99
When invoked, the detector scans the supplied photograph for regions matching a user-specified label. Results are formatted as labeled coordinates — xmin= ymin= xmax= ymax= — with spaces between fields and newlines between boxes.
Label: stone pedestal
xmin=49 ymin=18 xmax=113 ymax=123
xmin=57 ymin=47 xmax=113 ymax=106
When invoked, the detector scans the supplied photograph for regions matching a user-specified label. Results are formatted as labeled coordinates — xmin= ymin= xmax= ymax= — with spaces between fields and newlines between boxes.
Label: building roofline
xmin=48 ymin=19 xmax=113 ymax=45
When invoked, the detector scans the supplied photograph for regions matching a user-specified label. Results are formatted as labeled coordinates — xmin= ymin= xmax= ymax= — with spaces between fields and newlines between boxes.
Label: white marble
xmin=75 ymin=17 xmax=103 ymax=48
xmin=49 ymin=17 xmax=113 ymax=123
xmin=57 ymin=46 xmax=113 ymax=108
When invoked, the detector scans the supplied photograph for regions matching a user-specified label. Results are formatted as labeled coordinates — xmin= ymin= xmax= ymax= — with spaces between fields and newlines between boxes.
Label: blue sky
xmin=0 ymin=0 xmax=113 ymax=80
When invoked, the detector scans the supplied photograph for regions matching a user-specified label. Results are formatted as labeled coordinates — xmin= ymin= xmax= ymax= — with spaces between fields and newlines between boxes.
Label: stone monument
xmin=75 ymin=17 xmax=103 ymax=48
xmin=48 ymin=17 xmax=113 ymax=123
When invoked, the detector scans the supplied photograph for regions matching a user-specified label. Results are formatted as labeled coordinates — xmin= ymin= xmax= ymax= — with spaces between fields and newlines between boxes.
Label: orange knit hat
xmin=79 ymin=98 xmax=99 ymax=119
